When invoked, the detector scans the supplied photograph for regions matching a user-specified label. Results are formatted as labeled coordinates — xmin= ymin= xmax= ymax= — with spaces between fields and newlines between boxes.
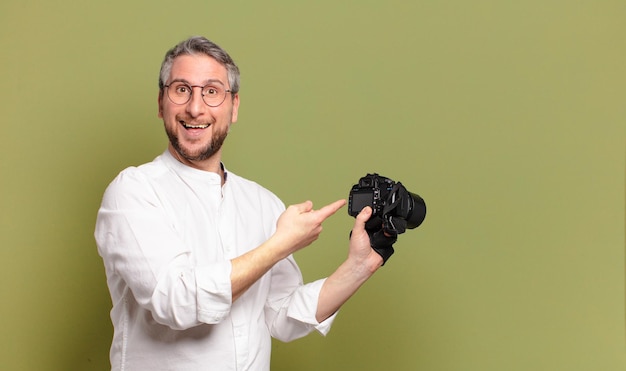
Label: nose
xmin=186 ymin=87 xmax=207 ymax=117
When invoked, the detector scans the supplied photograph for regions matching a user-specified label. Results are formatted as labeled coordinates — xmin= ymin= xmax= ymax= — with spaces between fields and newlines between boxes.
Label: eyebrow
xmin=169 ymin=78 xmax=226 ymax=86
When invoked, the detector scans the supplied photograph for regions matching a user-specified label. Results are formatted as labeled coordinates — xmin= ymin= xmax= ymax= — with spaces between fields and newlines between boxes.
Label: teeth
xmin=182 ymin=122 xmax=209 ymax=129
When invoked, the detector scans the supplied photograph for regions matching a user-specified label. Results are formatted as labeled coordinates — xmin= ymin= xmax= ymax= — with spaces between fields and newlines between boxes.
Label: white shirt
xmin=95 ymin=150 xmax=335 ymax=371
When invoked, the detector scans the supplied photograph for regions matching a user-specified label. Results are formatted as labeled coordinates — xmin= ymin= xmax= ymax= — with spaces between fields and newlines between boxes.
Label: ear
xmin=230 ymin=93 xmax=240 ymax=123
xmin=157 ymin=90 xmax=164 ymax=118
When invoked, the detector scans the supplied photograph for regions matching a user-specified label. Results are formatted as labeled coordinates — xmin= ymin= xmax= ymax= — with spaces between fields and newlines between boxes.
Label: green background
xmin=1 ymin=1 xmax=624 ymax=370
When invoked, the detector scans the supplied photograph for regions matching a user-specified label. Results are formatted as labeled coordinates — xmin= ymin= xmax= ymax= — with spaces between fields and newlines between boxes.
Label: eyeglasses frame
xmin=163 ymin=82 xmax=233 ymax=107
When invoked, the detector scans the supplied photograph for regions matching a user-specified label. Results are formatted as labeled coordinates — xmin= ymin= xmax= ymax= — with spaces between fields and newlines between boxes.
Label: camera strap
xmin=351 ymin=221 xmax=397 ymax=265
xmin=368 ymin=228 xmax=396 ymax=265
xmin=381 ymin=183 xmax=409 ymax=235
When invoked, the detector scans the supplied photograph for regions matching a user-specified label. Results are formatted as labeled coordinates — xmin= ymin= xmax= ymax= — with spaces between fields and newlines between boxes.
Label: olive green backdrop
xmin=1 ymin=1 xmax=624 ymax=370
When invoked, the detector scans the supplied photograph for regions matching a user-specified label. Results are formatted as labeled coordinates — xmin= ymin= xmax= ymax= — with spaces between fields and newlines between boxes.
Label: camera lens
xmin=405 ymin=191 xmax=427 ymax=229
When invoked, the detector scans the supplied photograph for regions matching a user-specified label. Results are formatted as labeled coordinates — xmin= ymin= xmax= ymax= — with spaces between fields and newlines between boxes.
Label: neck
xmin=167 ymin=145 xmax=225 ymax=183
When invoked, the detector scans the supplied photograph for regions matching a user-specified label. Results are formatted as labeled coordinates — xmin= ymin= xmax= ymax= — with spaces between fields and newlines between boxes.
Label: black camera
xmin=348 ymin=173 xmax=426 ymax=264
xmin=348 ymin=173 xmax=426 ymax=230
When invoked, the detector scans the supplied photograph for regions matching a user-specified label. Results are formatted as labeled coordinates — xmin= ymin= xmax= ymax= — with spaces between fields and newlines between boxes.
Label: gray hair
xmin=158 ymin=36 xmax=240 ymax=94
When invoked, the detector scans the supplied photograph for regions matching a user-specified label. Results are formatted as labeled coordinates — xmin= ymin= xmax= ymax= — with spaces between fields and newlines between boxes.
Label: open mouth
xmin=180 ymin=121 xmax=210 ymax=129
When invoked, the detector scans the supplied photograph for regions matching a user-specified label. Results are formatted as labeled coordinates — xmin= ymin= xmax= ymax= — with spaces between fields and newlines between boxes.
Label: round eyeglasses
xmin=163 ymin=82 xmax=232 ymax=107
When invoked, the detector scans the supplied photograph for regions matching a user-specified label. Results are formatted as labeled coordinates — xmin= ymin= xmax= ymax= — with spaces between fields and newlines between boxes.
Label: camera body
xmin=348 ymin=173 xmax=426 ymax=231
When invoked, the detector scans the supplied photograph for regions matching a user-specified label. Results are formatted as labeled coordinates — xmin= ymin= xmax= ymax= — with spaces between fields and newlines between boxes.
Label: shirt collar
xmin=161 ymin=149 xmax=228 ymax=185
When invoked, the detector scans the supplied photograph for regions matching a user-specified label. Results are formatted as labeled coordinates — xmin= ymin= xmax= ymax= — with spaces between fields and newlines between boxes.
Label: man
xmin=95 ymin=36 xmax=383 ymax=370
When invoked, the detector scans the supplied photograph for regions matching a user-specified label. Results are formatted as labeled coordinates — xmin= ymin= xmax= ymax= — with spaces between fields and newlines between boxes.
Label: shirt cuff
xmin=195 ymin=262 xmax=233 ymax=324
xmin=287 ymin=278 xmax=338 ymax=336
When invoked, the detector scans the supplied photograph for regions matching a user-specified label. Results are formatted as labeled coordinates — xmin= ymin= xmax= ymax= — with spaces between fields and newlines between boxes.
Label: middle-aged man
xmin=95 ymin=36 xmax=385 ymax=370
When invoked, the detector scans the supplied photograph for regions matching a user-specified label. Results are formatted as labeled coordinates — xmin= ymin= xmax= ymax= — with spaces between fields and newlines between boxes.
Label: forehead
xmin=168 ymin=54 xmax=228 ymax=84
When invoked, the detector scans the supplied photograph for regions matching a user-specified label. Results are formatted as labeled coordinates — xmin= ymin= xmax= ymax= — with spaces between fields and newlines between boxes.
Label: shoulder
xmin=100 ymin=156 xmax=170 ymax=209
xmin=226 ymin=171 xmax=285 ymax=211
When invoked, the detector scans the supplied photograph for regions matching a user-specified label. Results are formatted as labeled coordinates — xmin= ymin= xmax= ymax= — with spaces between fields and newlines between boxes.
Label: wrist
xmin=345 ymin=253 xmax=382 ymax=280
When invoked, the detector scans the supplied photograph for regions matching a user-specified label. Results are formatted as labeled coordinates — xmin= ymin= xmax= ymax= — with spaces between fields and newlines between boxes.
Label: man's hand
xmin=347 ymin=206 xmax=384 ymax=272
xmin=273 ymin=199 xmax=346 ymax=256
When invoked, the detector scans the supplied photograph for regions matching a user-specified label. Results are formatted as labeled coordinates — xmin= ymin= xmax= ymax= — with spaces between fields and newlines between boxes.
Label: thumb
xmin=291 ymin=200 xmax=313 ymax=214
xmin=353 ymin=206 xmax=373 ymax=231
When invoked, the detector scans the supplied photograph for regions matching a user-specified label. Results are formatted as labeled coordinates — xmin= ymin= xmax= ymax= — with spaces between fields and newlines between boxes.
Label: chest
xmin=159 ymin=182 xmax=273 ymax=264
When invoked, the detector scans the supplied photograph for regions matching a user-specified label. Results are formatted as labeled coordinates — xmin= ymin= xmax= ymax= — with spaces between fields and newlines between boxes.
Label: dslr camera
xmin=348 ymin=173 xmax=426 ymax=264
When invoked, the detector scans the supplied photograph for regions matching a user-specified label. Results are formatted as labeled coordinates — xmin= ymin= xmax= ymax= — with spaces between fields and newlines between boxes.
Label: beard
xmin=166 ymin=124 xmax=229 ymax=162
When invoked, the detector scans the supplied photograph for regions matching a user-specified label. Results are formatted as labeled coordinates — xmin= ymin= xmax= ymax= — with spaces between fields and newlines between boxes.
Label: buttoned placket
xmin=218 ymin=182 xmax=250 ymax=370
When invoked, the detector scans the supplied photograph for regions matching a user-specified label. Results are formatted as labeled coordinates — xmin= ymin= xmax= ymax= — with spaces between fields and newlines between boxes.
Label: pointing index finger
xmin=315 ymin=199 xmax=347 ymax=220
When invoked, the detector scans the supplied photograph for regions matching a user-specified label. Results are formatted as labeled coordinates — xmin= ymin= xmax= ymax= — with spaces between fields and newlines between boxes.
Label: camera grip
xmin=368 ymin=229 xmax=397 ymax=265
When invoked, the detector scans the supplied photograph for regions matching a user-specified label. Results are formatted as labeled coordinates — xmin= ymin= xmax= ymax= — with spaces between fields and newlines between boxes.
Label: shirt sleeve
xmin=264 ymin=256 xmax=338 ymax=342
xmin=95 ymin=169 xmax=233 ymax=330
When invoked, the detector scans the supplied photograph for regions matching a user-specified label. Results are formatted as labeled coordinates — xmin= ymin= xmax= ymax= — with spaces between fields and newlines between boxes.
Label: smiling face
xmin=158 ymin=53 xmax=239 ymax=172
